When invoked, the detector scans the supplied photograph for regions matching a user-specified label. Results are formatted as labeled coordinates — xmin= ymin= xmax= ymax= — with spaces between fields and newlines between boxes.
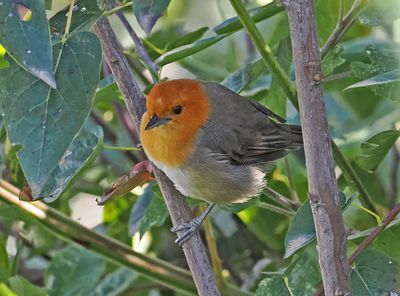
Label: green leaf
xmin=219 ymin=197 xmax=259 ymax=214
xmin=92 ymin=267 xmax=138 ymax=296
xmin=0 ymin=32 xmax=102 ymax=200
xmin=256 ymin=248 xmax=321 ymax=295
xmin=0 ymin=0 xmax=55 ymax=88
xmin=221 ymin=59 xmax=266 ymax=93
xmin=41 ymin=125 xmax=104 ymax=202
xmin=133 ymin=0 xmax=171 ymax=35
xmin=351 ymin=249 xmax=400 ymax=295
xmin=0 ymin=45 xmax=9 ymax=70
xmin=370 ymin=224 xmax=400 ymax=263
xmin=359 ymin=0 xmax=400 ymax=26
xmin=94 ymin=76 xmax=122 ymax=105
xmin=8 ymin=276 xmax=47 ymax=296
xmin=166 ymin=27 xmax=208 ymax=51
xmin=155 ymin=35 xmax=228 ymax=66
xmin=0 ymin=283 xmax=17 ymax=296
xmin=213 ymin=2 xmax=284 ymax=35
xmin=322 ymin=45 xmax=345 ymax=76
xmin=345 ymin=69 xmax=400 ymax=90
xmin=350 ymin=45 xmax=400 ymax=100
xmin=49 ymin=0 xmax=102 ymax=36
xmin=355 ymin=130 xmax=400 ymax=172
xmin=0 ymin=234 xmax=10 ymax=281
xmin=45 ymin=246 xmax=105 ymax=296
xmin=139 ymin=188 xmax=169 ymax=238
xmin=284 ymin=193 xmax=347 ymax=258
xmin=129 ymin=184 xmax=155 ymax=236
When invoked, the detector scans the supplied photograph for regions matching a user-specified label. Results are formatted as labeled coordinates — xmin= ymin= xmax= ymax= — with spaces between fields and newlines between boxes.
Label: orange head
xmin=140 ymin=79 xmax=210 ymax=167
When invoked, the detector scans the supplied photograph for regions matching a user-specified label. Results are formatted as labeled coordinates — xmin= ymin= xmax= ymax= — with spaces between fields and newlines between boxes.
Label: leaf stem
xmin=228 ymin=0 xmax=297 ymax=108
xmin=258 ymin=201 xmax=295 ymax=216
xmin=64 ymin=0 xmax=75 ymax=39
xmin=103 ymin=1 xmax=133 ymax=16
xmin=103 ymin=144 xmax=142 ymax=151
xmin=284 ymin=158 xmax=300 ymax=204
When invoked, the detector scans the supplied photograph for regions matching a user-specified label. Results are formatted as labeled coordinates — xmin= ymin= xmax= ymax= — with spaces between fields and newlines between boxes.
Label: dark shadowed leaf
xmin=370 ymin=224 xmax=400 ymax=263
xmin=133 ymin=0 xmax=171 ymax=35
xmin=45 ymin=246 xmax=105 ymax=296
xmin=284 ymin=193 xmax=347 ymax=258
xmin=355 ymin=130 xmax=400 ymax=172
xmin=221 ymin=59 xmax=266 ymax=93
xmin=0 ymin=32 xmax=102 ymax=200
xmin=351 ymin=249 xmax=400 ymax=296
xmin=49 ymin=0 xmax=102 ymax=37
xmin=92 ymin=267 xmax=138 ymax=296
xmin=166 ymin=27 xmax=208 ymax=51
xmin=155 ymin=35 xmax=228 ymax=66
xmin=0 ymin=0 xmax=55 ymax=88
xmin=213 ymin=2 xmax=284 ymax=35
xmin=129 ymin=184 xmax=155 ymax=235
xmin=345 ymin=69 xmax=400 ymax=90
xmin=359 ymin=0 xmax=400 ymax=26
xmin=8 ymin=276 xmax=47 ymax=296
xmin=41 ymin=125 xmax=103 ymax=202
xmin=255 ymin=277 xmax=288 ymax=296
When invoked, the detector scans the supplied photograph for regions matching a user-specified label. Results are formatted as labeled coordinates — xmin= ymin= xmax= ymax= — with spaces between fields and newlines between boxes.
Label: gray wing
xmin=199 ymin=82 xmax=302 ymax=165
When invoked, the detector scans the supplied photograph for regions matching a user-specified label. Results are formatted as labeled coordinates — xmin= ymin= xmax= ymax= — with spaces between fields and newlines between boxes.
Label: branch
xmin=283 ymin=1 xmax=351 ymax=295
xmin=92 ymin=17 xmax=222 ymax=296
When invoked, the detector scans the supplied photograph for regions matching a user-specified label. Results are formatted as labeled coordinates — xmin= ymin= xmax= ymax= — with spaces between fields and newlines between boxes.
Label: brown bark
xmin=282 ymin=1 xmax=351 ymax=295
xmin=92 ymin=17 xmax=220 ymax=296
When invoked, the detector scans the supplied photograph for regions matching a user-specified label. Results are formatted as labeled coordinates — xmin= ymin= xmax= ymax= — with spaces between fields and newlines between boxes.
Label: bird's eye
xmin=173 ymin=105 xmax=182 ymax=115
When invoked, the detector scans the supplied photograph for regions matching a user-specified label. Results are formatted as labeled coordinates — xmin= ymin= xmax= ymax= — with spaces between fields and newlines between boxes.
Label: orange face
xmin=140 ymin=79 xmax=210 ymax=167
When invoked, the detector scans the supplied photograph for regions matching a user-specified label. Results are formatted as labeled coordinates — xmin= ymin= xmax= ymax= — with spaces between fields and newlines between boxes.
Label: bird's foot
xmin=171 ymin=217 xmax=203 ymax=246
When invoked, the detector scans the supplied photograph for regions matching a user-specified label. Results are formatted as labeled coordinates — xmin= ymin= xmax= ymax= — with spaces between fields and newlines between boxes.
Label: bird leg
xmin=171 ymin=203 xmax=215 ymax=246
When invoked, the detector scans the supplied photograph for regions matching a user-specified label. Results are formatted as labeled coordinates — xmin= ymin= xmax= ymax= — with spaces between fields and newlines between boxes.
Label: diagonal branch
xmin=283 ymin=1 xmax=351 ymax=295
xmin=92 ymin=17 xmax=222 ymax=296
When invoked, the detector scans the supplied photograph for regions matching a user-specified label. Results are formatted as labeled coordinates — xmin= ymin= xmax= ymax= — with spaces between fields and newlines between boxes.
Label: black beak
xmin=145 ymin=114 xmax=171 ymax=130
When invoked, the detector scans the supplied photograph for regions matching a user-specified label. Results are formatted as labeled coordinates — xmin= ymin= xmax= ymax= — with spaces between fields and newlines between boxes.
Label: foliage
xmin=0 ymin=0 xmax=399 ymax=295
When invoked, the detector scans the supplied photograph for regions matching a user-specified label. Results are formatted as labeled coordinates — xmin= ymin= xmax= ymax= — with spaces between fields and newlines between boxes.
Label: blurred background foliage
xmin=0 ymin=0 xmax=400 ymax=295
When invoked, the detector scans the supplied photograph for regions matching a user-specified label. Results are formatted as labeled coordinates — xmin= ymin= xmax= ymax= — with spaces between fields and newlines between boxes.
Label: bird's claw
xmin=171 ymin=218 xmax=201 ymax=247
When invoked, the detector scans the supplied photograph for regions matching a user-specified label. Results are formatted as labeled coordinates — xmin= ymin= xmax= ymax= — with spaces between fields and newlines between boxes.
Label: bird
xmin=140 ymin=79 xmax=303 ymax=245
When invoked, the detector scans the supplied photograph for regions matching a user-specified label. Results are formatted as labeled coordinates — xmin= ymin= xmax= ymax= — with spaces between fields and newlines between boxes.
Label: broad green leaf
xmin=49 ymin=0 xmax=102 ymax=37
xmin=0 ymin=234 xmax=10 ymax=281
xmin=136 ymin=186 xmax=169 ymax=238
xmin=345 ymin=69 xmax=400 ymax=90
xmin=45 ymin=246 xmax=105 ymax=296
xmin=155 ymin=35 xmax=228 ymax=66
xmin=133 ymin=0 xmax=171 ymax=35
xmin=284 ymin=193 xmax=347 ymax=258
xmin=213 ymin=2 xmax=284 ymax=35
xmin=350 ymin=46 xmax=400 ymax=100
xmin=0 ymin=32 xmax=102 ymax=199
xmin=370 ymin=224 xmax=400 ymax=263
xmin=355 ymin=130 xmax=400 ymax=172
xmin=0 ymin=45 xmax=9 ymax=69
xmin=219 ymin=197 xmax=259 ymax=214
xmin=255 ymin=277 xmax=289 ymax=296
xmin=256 ymin=248 xmax=321 ymax=295
xmin=322 ymin=45 xmax=345 ymax=76
xmin=94 ymin=76 xmax=122 ymax=105
xmin=359 ymin=0 xmax=400 ymax=26
xmin=129 ymin=184 xmax=155 ymax=235
xmin=0 ymin=283 xmax=17 ymax=296
xmin=8 ymin=276 xmax=47 ymax=296
xmin=221 ymin=59 xmax=266 ymax=93
xmin=41 ymin=125 xmax=103 ymax=202
xmin=351 ymin=249 xmax=400 ymax=295
xmin=166 ymin=27 xmax=208 ymax=51
xmin=92 ymin=267 xmax=138 ymax=296
xmin=0 ymin=0 xmax=55 ymax=87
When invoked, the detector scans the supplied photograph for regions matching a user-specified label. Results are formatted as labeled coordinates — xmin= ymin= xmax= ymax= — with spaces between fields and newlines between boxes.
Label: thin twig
xmin=321 ymin=0 xmax=367 ymax=59
xmin=337 ymin=0 xmax=345 ymax=25
xmin=258 ymin=201 xmax=295 ymax=216
xmin=263 ymin=186 xmax=299 ymax=210
xmin=323 ymin=71 xmax=353 ymax=83
xmin=284 ymin=158 xmax=300 ymax=204
xmin=103 ymin=1 xmax=132 ymax=16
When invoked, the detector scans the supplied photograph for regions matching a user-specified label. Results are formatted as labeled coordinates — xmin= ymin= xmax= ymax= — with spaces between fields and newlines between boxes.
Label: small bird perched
xmin=140 ymin=79 xmax=302 ymax=245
